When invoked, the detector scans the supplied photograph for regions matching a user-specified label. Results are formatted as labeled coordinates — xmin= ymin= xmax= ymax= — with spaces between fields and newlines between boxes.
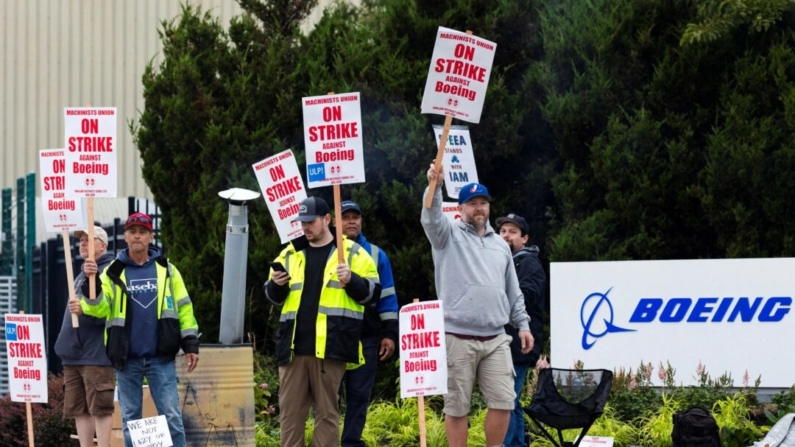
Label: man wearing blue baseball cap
xmin=338 ymin=200 xmax=399 ymax=447
xmin=421 ymin=164 xmax=534 ymax=447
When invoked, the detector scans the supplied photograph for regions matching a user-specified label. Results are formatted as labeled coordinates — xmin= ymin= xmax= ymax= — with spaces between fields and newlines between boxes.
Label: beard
xmin=464 ymin=212 xmax=488 ymax=230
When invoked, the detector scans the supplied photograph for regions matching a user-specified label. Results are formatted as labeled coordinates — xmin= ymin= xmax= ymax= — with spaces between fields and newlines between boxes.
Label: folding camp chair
xmin=523 ymin=368 xmax=613 ymax=447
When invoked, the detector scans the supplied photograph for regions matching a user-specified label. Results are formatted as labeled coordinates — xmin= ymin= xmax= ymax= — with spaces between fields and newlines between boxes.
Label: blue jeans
xmin=504 ymin=363 xmax=530 ymax=447
xmin=340 ymin=336 xmax=379 ymax=447
xmin=116 ymin=357 xmax=186 ymax=447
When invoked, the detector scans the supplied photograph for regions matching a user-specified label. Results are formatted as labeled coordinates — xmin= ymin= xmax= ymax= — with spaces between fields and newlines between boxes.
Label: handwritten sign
xmin=127 ymin=415 xmax=173 ymax=447
xmin=39 ymin=149 xmax=87 ymax=232
xmin=399 ymin=301 xmax=447 ymax=399
xmin=420 ymin=27 xmax=497 ymax=123
xmin=433 ymin=125 xmax=479 ymax=199
xmin=4 ymin=314 xmax=48 ymax=403
xmin=302 ymin=93 xmax=365 ymax=187
xmin=63 ymin=107 xmax=118 ymax=197
xmin=253 ymin=150 xmax=307 ymax=243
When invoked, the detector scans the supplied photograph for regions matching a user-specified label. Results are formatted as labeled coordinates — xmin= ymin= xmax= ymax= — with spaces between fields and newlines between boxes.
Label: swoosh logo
xmin=580 ymin=287 xmax=635 ymax=350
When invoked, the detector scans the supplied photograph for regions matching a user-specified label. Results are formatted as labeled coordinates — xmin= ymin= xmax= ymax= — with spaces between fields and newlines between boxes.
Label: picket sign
xmin=252 ymin=149 xmax=307 ymax=243
xmin=15 ymin=311 xmax=37 ymax=447
xmin=422 ymin=28 xmax=497 ymax=207
xmin=432 ymin=125 xmax=479 ymax=199
xmin=301 ymin=90 xmax=366 ymax=271
xmin=127 ymin=415 xmax=173 ymax=447
xmin=39 ymin=149 xmax=87 ymax=327
xmin=441 ymin=202 xmax=461 ymax=222
xmin=63 ymin=102 xmax=119 ymax=301
xmin=399 ymin=298 xmax=449 ymax=447
xmin=414 ymin=298 xmax=428 ymax=447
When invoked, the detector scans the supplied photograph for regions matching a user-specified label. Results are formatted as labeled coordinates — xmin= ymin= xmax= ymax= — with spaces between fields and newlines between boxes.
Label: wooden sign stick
xmin=20 ymin=310 xmax=35 ymax=447
xmin=326 ymin=92 xmax=347 ymax=275
xmin=334 ymin=183 xmax=345 ymax=266
xmin=413 ymin=298 xmax=427 ymax=447
xmin=424 ymin=30 xmax=474 ymax=209
xmin=424 ymin=115 xmax=453 ymax=208
xmin=84 ymin=103 xmax=96 ymax=301
xmin=87 ymin=197 xmax=95 ymax=301
xmin=62 ymin=231 xmax=79 ymax=327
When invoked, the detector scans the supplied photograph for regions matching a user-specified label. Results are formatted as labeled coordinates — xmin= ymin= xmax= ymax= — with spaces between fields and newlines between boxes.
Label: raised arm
xmin=420 ymin=163 xmax=453 ymax=249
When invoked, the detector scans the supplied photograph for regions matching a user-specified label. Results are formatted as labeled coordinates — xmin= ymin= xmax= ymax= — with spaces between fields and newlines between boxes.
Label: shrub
xmin=253 ymin=351 xmax=280 ymax=445
xmin=0 ymin=373 xmax=76 ymax=447
xmin=771 ymin=385 xmax=795 ymax=411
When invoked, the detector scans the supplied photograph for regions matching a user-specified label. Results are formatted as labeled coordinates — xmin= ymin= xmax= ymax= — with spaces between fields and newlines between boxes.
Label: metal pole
xmin=1 ymin=188 xmax=12 ymax=275
xmin=26 ymin=172 xmax=35 ymax=313
xmin=218 ymin=188 xmax=260 ymax=345
xmin=219 ymin=201 xmax=249 ymax=345
xmin=16 ymin=177 xmax=26 ymax=312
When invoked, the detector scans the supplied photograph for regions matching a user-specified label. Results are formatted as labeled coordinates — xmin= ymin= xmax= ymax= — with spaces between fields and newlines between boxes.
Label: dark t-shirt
xmin=293 ymin=241 xmax=334 ymax=356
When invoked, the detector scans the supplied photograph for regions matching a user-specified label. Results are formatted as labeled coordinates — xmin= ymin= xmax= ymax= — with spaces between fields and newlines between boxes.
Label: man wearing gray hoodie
xmin=421 ymin=164 xmax=534 ymax=447
xmin=54 ymin=226 xmax=115 ymax=447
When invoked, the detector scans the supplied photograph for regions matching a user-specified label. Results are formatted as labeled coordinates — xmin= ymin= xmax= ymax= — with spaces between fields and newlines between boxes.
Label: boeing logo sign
xmin=580 ymin=288 xmax=634 ymax=350
xmin=580 ymin=287 xmax=792 ymax=350
xmin=553 ymin=258 xmax=795 ymax=388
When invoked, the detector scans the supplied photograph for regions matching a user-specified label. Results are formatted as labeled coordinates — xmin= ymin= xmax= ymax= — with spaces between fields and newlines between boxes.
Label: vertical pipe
xmin=1 ymin=188 xmax=12 ymax=275
xmin=16 ymin=177 xmax=26 ymax=312
xmin=26 ymin=172 xmax=35 ymax=312
xmin=219 ymin=200 xmax=250 ymax=345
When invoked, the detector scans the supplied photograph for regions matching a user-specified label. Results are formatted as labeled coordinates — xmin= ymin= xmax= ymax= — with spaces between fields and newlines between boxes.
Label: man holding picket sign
xmin=260 ymin=91 xmax=381 ymax=447
xmin=420 ymin=27 xmax=534 ymax=447
xmin=54 ymin=226 xmax=115 ymax=447
xmin=264 ymin=196 xmax=380 ymax=447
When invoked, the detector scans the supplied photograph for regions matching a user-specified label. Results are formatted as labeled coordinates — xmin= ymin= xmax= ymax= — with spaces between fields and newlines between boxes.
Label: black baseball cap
xmin=292 ymin=197 xmax=330 ymax=222
xmin=495 ymin=213 xmax=530 ymax=236
xmin=340 ymin=200 xmax=362 ymax=215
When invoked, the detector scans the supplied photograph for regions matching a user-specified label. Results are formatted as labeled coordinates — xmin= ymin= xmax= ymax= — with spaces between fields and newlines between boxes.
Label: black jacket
xmin=505 ymin=246 xmax=546 ymax=366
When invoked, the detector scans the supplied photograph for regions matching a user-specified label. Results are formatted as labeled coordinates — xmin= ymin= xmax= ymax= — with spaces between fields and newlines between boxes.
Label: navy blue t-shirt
xmin=118 ymin=249 xmax=160 ymax=359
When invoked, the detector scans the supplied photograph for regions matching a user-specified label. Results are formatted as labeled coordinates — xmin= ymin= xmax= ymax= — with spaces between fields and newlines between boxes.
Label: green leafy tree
xmin=132 ymin=0 xmax=553 ymax=350
xmin=535 ymin=0 xmax=795 ymax=261
xmin=131 ymin=2 xmax=314 ymax=344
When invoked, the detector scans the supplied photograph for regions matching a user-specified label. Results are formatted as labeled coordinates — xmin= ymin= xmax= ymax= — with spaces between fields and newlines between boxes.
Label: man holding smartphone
xmin=263 ymin=196 xmax=381 ymax=447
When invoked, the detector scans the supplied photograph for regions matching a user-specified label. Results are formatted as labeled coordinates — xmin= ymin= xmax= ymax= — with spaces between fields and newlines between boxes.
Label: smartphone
xmin=269 ymin=262 xmax=287 ymax=273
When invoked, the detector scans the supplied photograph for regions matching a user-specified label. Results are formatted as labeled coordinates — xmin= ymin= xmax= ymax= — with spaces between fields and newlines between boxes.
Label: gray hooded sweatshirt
xmin=421 ymin=186 xmax=530 ymax=336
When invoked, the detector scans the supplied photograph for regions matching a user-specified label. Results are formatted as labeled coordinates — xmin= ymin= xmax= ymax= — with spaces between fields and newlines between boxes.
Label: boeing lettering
xmin=629 ymin=297 xmax=791 ymax=323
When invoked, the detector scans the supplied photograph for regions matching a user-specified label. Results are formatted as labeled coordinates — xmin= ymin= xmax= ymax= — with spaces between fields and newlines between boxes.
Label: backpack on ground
xmin=671 ymin=405 xmax=721 ymax=447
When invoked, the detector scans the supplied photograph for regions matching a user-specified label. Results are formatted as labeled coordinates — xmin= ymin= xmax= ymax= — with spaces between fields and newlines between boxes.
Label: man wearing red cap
xmin=69 ymin=212 xmax=200 ymax=447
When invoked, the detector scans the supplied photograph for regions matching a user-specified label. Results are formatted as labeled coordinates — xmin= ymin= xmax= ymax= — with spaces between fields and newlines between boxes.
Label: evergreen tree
xmin=131 ymin=2 xmax=314 ymax=344
xmin=536 ymin=0 xmax=795 ymax=261
xmin=132 ymin=0 xmax=551 ymax=349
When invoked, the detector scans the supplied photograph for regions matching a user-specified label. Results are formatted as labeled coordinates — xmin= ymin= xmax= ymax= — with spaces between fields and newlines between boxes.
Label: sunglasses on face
xmin=127 ymin=215 xmax=152 ymax=225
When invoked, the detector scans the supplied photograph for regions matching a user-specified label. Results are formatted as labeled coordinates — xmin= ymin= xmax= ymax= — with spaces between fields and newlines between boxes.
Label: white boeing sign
xmin=551 ymin=258 xmax=794 ymax=387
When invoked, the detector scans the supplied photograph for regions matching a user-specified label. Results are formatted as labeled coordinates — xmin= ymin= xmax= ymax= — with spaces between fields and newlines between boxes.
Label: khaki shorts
xmin=63 ymin=365 xmax=116 ymax=417
xmin=443 ymin=333 xmax=515 ymax=417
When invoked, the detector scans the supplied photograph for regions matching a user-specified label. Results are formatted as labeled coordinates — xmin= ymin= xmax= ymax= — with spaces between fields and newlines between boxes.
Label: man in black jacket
xmin=496 ymin=213 xmax=546 ymax=447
